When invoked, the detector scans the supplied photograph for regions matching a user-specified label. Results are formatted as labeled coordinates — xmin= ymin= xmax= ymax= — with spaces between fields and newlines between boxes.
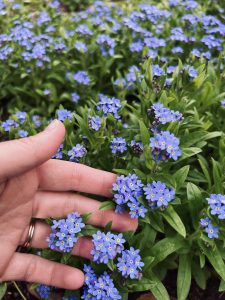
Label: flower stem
xmin=13 ymin=281 xmax=27 ymax=300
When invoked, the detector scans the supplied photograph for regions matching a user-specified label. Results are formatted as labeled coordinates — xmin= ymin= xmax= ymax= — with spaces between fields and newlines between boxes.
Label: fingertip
xmin=116 ymin=212 xmax=138 ymax=232
xmin=64 ymin=268 xmax=84 ymax=289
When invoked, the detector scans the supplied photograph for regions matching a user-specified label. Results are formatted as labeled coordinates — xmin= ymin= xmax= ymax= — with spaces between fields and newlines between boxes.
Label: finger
xmin=33 ymin=191 xmax=138 ymax=232
xmin=38 ymin=160 xmax=117 ymax=197
xmin=0 ymin=253 xmax=84 ymax=290
xmin=20 ymin=221 xmax=92 ymax=259
xmin=0 ymin=120 xmax=65 ymax=183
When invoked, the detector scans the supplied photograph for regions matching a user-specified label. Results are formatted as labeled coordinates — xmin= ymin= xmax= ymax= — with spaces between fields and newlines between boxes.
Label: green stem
xmin=13 ymin=281 xmax=27 ymax=300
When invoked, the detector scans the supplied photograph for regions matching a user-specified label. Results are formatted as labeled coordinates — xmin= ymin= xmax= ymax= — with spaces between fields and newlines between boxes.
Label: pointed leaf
xmin=177 ymin=254 xmax=192 ymax=300
xmin=162 ymin=206 xmax=186 ymax=237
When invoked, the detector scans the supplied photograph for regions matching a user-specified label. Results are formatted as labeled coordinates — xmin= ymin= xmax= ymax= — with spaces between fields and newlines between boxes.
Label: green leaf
xmin=81 ymin=213 xmax=92 ymax=223
xmin=181 ymin=147 xmax=202 ymax=160
xmin=219 ymin=280 xmax=225 ymax=292
xmin=192 ymin=262 xmax=206 ymax=290
xmin=161 ymin=206 xmax=186 ymax=237
xmin=139 ymin=120 xmax=150 ymax=146
xmin=113 ymin=169 xmax=130 ymax=175
xmin=80 ymin=225 xmax=98 ymax=236
xmin=149 ymin=272 xmax=170 ymax=300
xmin=177 ymin=254 xmax=191 ymax=300
xmin=212 ymin=158 xmax=223 ymax=193
xmin=127 ymin=277 xmax=156 ymax=292
xmin=187 ymin=183 xmax=204 ymax=229
xmin=99 ymin=201 xmax=115 ymax=211
xmin=0 ymin=283 xmax=7 ymax=300
xmin=202 ymin=243 xmax=225 ymax=281
xmin=173 ymin=165 xmax=190 ymax=190
xmin=198 ymin=155 xmax=211 ymax=188
xmin=151 ymin=236 xmax=185 ymax=266
xmin=105 ymin=221 xmax=113 ymax=232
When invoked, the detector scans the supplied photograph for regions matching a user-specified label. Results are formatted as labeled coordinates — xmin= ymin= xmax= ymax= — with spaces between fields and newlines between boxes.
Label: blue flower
xmin=129 ymin=40 xmax=144 ymax=53
xmin=18 ymin=130 xmax=28 ymax=138
xmin=68 ymin=144 xmax=87 ymax=161
xmin=117 ymin=247 xmax=144 ymax=279
xmin=150 ymin=131 xmax=182 ymax=161
xmin=75 ymin=41 xmax=87 ymax=53
xmin=207 ymin=194 xmax=225 ymax=220
xmin=113 ymin=174 xmax=147 ymax=219
xmin=200 ymin=218 xmax=219 ymax=239
xmin=75 ymin=24 xmax=93 ymax=36
xmin=110 ymin=137 xmax=127 ymax=154
xmin=96 ymin=34 xmax=116 ymax=56
xmin=97 ymin=94 xmax=121 ymax=119
xmin=143 ymin=181 xmax=175 ymax=208
xmin=57 ymin=109 xmax=73 ymax=122
xmin=151 ymin=103 xmax=183 ymax=125
xmin=88 ymin=116 xmax=102 ymax=131
xmin=72 ymin=71 xmax=90 ymax=85
xmin=52 ymin=144 xmax=63 ymax=159
xmin=152 ymin=64 xmax=165 ymax=77
xmin=36 ymin=284 xmax=52 ymax=299
xmin=48 ymin=212 xmax=85 ymax=253
xmin=221 ymin=100 xmax=225 ymax=108
xmin=71 ymin=92 xmax=80 ymax=103
xmin=1 ymin=119 xmax=19 ymax=132
xmin=14 ymin=111 xmax=27 ymax=124
xmin=91 ymin=231 xmax=125 ymax=264
xmin=82 ymin=265 xmax=121 ymax=300
xmin=32 ymin=115 xmax=42 ymax=127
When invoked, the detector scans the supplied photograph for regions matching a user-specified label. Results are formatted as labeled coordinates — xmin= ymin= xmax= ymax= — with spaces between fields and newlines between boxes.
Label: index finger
xmin=38 ymin=160 xmax=117 ymax=197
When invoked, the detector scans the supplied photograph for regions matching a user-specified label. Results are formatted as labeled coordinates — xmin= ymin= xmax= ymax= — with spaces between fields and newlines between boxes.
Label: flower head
xmin=48 ymin=212 xmax=85 ymax=253
xmin=82 ymin=266 xmax=121 ymax=300
xmin=110 ymin=137 xmax=127 ymax=154
xmin=36 ymin=284 xmax=52 ymax=299
xmin=91 ymin=231 xmax=125 ymax=264
xmin=117 ymin=247 xmax=144 ymax=279
xmin=150 ymin=131 xmax=182 ymax=161
xmin=113 ymin=174 xmax=147 ymax=218
xmin=97 ymin=94 xmax=121 ymax=119
xmin=144 ymin=181 xmax=175 ymax=208
xmin=57 ymin=109 xmax=73 ymax=122
xmin=68 ymin=144 xmax=87 ymax=161
xmin=88 ymin=116 xmax=102 ymax=131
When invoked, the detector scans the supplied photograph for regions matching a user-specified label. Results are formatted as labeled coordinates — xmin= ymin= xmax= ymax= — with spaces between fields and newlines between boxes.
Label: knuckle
xmin=23 ymin=257 xmax=37 ymax=282
xmin=70 ymin=165 xmax=82 ymax=190
xmin=45 ymin=264 xmax=55 ymax=287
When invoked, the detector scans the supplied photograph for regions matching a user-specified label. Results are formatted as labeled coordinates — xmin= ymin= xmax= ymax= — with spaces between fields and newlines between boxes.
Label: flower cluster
xmin=221 ymin=100 xmax=225 ymax=108
xmin=110 ymin=137 xmax=127 ymax=155
xmin=150 ymin=131 xmax=182 ymax=161
xmin=36 ymin=284 xmax=52 ymax=300
xmin=52 ymin=144 xmax=63 ymax=159
xmin=68 ymin=144 xmax=87 ymax=162
xmin=91 ymin=231 xmax=125 ymax=264
xmin=144 ymin=181 xmax=175 ymax=208
xmin=113 ymin=174 xmax=147 ymax=218
xmin=48 ymin=212 xmax=85 ymax=253
xmin=150 ymin=103 xmax=183 ymax=125
xmin=117 ymin=247 xmax=144 ymax=279
xmin=97 ymin=94 xmax=121 ymax=119
xmin=88 ymin=115 xmax=102 ymax=131
xmin=207 ymin=194 xmax=225 ymax=220
xmin=1 ymin=119 xmax=19 ymax=132
xmin=200 ymin=217 xmax=219 ymax=239
xmin=57 ymin=109 xmax=73 ymax=122
xmin=82 ymin=265 xmax=121 ymax=300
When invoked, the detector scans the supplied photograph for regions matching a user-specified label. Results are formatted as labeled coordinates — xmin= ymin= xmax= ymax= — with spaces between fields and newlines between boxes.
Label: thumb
xmin=0 ymin=120 xmax=65 ymax=182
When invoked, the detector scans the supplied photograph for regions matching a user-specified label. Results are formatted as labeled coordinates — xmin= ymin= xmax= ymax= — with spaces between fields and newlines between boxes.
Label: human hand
xmin=0 ymin=120 xmax=137 ymax=290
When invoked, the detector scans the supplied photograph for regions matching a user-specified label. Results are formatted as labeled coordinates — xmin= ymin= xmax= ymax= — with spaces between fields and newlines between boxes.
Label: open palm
xmin=0 ymin=120 xmax=137 ymax=290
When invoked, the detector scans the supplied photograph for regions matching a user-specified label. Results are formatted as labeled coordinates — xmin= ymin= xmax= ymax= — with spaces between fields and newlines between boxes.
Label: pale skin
xmin=0 ymin=120 xmax=137 ymax=290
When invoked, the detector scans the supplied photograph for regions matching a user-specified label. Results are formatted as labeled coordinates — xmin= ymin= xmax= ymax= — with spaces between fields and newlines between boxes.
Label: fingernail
xmin=45 ymin=119 xmax=60 ymax=132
